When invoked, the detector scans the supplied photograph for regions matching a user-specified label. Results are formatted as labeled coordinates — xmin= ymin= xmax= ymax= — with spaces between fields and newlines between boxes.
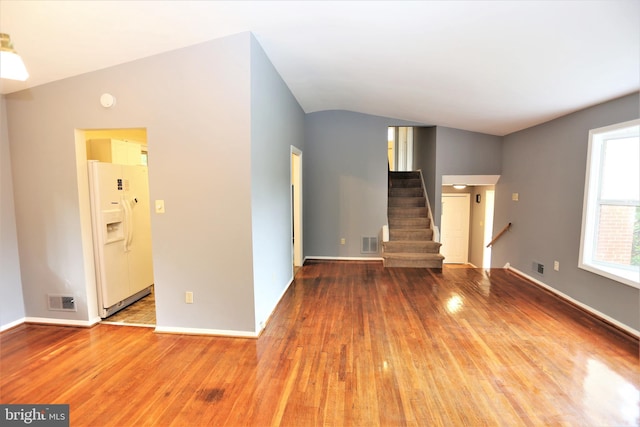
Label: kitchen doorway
xmin=75 ymin=128 xmax=156 ymax=327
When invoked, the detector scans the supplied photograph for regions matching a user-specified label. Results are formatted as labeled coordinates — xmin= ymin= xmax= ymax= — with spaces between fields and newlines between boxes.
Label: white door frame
xmin=291 ymin=146 xmax=303 ymax=270
xmin=74 ymin=130 xmax=101 ymax=323
xmin=482 ymin=189 xmax=495 ymax=269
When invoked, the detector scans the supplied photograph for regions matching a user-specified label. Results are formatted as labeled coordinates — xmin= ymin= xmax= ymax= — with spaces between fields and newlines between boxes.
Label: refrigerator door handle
xmin=127 ymin=199 xmax=135 ymax=247
xmin=120 ymin=199 xmax=132 ymax=252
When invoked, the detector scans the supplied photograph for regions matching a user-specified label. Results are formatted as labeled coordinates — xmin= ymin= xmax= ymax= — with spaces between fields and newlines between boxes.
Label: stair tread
xmin=389 ymin=172 xmax=421 ymax=177
xmin=389 ymin=207 xmax=426 ymax=210
xmin=383 ymin=252 xmax=445 ymax=259
xmin=384 ymin=240 xmax=440 ymax=244
xmin=388 ymin=197 xmax=425 ymax=200
xmin=390 ymin=227 xmax=431 ymax=231
xmin=389 ymin=229 xmax=434 ymax=238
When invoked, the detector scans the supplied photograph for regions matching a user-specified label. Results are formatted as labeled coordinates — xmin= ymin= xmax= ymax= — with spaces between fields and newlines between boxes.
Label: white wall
xmin=0 ymin=96 xmax=25 ymax=329
xmin=5 ymin=33 xmax=258 ymax=333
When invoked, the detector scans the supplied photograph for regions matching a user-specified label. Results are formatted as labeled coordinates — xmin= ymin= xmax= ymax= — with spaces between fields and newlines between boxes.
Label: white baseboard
xmin=23 ymin=316 xmax=101 ymax=328
xmin=305 ymin=256 xmax=384 ymax=262
xmin=505 ymin=264 xmax=639 ymax=339
xmin=1 ymin=317 xmax=26 ymax=332
xmin=154 ymin=326 xmax=258 ymax=338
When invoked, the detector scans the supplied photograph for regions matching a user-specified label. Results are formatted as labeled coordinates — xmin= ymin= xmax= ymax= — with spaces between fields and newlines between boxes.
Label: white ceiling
xmin=1 ymin=1 xmax=638 ymax=135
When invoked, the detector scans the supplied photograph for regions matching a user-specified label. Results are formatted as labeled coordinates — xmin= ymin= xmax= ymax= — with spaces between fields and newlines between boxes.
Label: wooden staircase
xmin=382 ymin=171 xmax=444 ymax=268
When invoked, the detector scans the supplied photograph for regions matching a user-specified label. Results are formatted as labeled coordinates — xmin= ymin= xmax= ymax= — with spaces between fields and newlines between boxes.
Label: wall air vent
xmin=532 ymin=262 xmax=544 ymax=275
xmin=361 ymin=236 xmax=379 ymax=254
xmin=48 ymin=294 xmax=77 ymax=312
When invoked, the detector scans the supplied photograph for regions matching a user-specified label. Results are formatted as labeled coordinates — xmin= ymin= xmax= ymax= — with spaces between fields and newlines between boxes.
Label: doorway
xmin=441 ymin=193 xmax=471 ymax=264
xmin=291 ymin=147 xmax=303 ymax=275
xmin=75 ymin=128 xmax=156 ymax=327
xmin=388 ymin=127 xmax=414 ymax=171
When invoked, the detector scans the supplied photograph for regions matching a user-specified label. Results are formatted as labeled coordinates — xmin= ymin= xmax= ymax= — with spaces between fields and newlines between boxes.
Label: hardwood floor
xmin=1 ymin=262 xmax=638 ymax=426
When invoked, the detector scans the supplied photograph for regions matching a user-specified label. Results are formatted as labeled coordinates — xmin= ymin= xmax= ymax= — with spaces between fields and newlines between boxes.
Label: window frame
xmin=579 ymin=118 xmax=640 ymax=289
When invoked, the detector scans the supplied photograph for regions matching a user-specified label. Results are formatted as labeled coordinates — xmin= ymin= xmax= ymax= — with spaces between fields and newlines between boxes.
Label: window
xmin=579 ymin=119 xmax=640 ymax=288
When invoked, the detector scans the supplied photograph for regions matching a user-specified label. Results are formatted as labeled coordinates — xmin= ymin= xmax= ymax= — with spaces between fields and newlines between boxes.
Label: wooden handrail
xmin=486 ymin=222 xmax=511 ymax=248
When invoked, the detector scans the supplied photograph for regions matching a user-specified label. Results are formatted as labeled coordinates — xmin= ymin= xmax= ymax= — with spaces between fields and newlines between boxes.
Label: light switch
xmin=155 ymin=200 xmax=165 ymax=214
xmin=512 ymin=193 xmax=519 ymax=201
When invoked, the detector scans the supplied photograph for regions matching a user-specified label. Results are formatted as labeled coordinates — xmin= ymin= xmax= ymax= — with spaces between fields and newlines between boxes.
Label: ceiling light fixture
xmin=452 ymin=184 xmax=466 ymax=190
xmin=0 ymin=33 xmax=29 ymax=81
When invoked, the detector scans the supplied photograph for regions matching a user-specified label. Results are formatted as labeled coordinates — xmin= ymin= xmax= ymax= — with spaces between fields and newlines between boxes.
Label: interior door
xmin=441 ymin=193 xmax=470 ymax=264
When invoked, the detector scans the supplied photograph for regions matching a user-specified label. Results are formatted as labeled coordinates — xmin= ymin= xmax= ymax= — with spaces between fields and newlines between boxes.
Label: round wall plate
xmin=100 ymin=93 xmax=116 ymax=108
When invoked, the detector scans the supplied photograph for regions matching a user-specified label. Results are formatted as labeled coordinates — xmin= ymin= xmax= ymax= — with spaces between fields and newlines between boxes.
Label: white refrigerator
xmin=88 ymin=160 xmax=154 ymax=318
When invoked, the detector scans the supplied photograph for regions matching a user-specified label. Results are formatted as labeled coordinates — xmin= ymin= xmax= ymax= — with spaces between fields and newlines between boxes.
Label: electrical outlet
xmin=512 ymin=193 xmax=519 ymax=201
xmin=554 ymin=261 xmax=560 ymax=271
xmin=185 ymin=291 xmax=193 ymax=304
xmin=340 ymin=238 xmax=346 ymax=245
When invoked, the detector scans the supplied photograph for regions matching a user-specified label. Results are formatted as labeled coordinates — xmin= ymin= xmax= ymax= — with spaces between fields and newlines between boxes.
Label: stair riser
xmin=389 ymin=218 xmax=430 ymax=228
xmin=383 ymin=242 xmax=441 ymax=253
xmin=390 ymin=179 xmax=422 ymax=188
xmin=388 ymin=207 xmax=427 ymax=218
xmin=383 ymin=258 xmax=444 ymax=268
xmin=389 ymin=172 xmax=421 ymax=180
xmin=388 ymin=197 xmax=426 ymax=208
xmin=390 ymin=230 xmax=434 ymax=240
xmin=389 ymin=188 xmax=423 ymax=197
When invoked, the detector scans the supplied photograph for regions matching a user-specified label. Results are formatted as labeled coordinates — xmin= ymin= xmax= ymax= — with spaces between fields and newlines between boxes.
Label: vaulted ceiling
xmin=1 ymin=1 xmax=638 ymax=135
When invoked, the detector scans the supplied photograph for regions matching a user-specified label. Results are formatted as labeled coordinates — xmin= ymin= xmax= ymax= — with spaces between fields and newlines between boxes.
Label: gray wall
xmin=0 ymin=96 xmax=25 ymax=328
xmin=5 ymin=33 xmax=259 ymax=333
xmin=433 ymin=127 xmax=502 ymax=229
xmin=493 ymin=93 xmax=639 ymax=330
xmin=304 ymin=111 xmax=420 ymax=258
xmin=413 ymin=126 xmax=437 ymax=215
xmin=250 ymin=35 xmax=305 ymax=331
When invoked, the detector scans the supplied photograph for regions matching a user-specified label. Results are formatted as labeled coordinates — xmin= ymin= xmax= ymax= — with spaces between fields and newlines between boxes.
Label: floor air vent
xmin=48 ymin=294 xmax=77 ymax=312
xmin=361 ymin=236 xmax=379 ymax=254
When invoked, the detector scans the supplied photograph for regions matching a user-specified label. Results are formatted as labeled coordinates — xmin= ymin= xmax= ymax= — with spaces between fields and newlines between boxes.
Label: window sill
xmin=579 ymin=262 xmax=640 ymax=289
